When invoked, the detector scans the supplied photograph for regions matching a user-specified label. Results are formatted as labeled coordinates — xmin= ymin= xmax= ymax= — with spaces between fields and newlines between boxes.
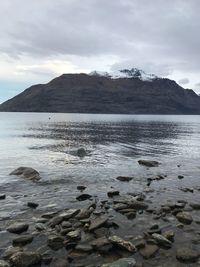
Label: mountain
xmin=0 ymin=68 xmax=200 ymax=114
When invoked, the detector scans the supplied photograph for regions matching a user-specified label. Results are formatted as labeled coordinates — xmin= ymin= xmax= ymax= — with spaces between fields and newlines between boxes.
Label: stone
xmin=2 ymin=246 xmax=23 ymax=260
xmin=139 ymin=244 xmax=159 ymax=259
xmin=48 ymin=216 xmax=63 ymax=228
xmin=77 ymin=148 xmax=87 ymax=157
xmin=10 ymin=167 xmax=40 ymax=181
xmin=0 ymin=260 xmax=10 ymax=267
xmin=132 ymin=236 xmax=145 ymax=249
xmin=101 ymin=257 xmax=136 ymax=267
xmin=90 ymin=237 xmax=111 ymax=249
xmin=76 ymin=208 xmax=93 ymax=219
xmin=50 ymin=258 xmax=69 ymax=267
xmin=89 ymin=216 xmax=108 ymax=231
xmin=176 ymin=212 xmax=193 ymax=224
xmin=76 ymin=194 xmax=92 ymax=201
xmin=152 ymin=233 xmax=172 ymax=248
xmin=35 ymin=223 xmax=46 ymax=231
xmin=178 ymin=175 xmax=184 ymax=179
xmin=75 ymin=244 xmax=93 ymax=252
xmin=59 ymin=209 xmax=80 ymax=220
xmin=0 ymin=194 xmax=6 ymax=200
xmin=41 ymin=211 xmax=58 ymax=219
xmin=77 ymin=185 xmax=86 ymax=191
xmin=163 ymin=230 xmax=175 ymax=241
xmin=66 ymin=230 xmax=81 ymax=240
xmin=108 ymin=236 xmax=136 ymax=253
xmin=116 ymin=176 xmax=133 ymax=182
xmin=27 ymin=202 xmax=38 ymax=208
xmin=9 ymin=251 xmax=41 ymax=267
xmin=12 ymin=234 xmax=33 ymax=246
xmin=176 ymin=248 xmax=199 ymax=263
xmin=190 ymin=203 xmax=200 ymax=210
xmin=7 ymin=223 xmax=29 ymax=234
xmin=138 ymin=160 xmax=159 ymax=167
xmin=47 ymin=235 xmax=64 ymax=250
xmin=107 ymin=191 xmax=120 ymax=197
xmin=125 ymin=212 xmax=136 ymax=220
xmin=61 ymin=221 xmax=72 ymax=228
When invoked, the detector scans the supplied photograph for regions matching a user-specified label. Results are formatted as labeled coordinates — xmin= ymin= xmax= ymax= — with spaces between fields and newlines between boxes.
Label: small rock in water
xmin=77 ymin=148 xmax=87 ymax=157
xmin=77 ymin=185 xmax=87 ymax=191
xmin=176 ymin=248 xmax=199 ymax=263
xmin=12 ymin=234 xmax=33 ymax=246
xmin=89 ymin=216 xmax=108 ymax=231
xmin=138 ymin=160 xmax=160 ymax=167
xmin=47 ymin=235 xmax=64 ymax=250
xmin=59 ymin=209 xmax=80 ymax=219
xmin=9 ymin=251 xmax=41 ymax=267
xmin=163 ymin=230 xmax=175 ymax=241
xmin=176 ymin=212 xmax=193 ymax=224
xmin=190 ymin=203 xmax=200 ymax=210
xmin=7 ymin=223 xmax=29 ymax=234
xmin=108 ymin=235 xmax=136 ymax=252
xmin=101 ymin=257 xmax=136 ymax=267
xmin=10 ymin=167 xmax=41 ymax=181
xmin=139 ymin=244 xmax=159 ymax=259
xmin=76 ymin=194 xmax=92 ymax=201
xmin=178 ymin=175 xmax=184 ymax=179
xmin=107 ymin=191 xmax=120 ymax=197
xmin=116 ymin=176 xmax=133 ymax=182
xmin=152 ymin=233 xmax=172 ymax=248
xmin=0 ymin=194 xmax=6 ymax=200
xmin=27 ymin=202 xmax=38 ymax=208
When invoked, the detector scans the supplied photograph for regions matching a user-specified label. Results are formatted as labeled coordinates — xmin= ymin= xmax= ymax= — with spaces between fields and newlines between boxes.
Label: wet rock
xmin=176 ymin=248 xmax=199 ymax=263
xmin=66 ymin=230 xmax=81 ymax=240
xmin=2 ymin=246 xmax=23 ymax=260
xmin=12 ymin=234 xmax=33 ymax=246
xmin=89 ymin=216 xmax=108 ymax=231
xmin=76 ymin=208 xmax=93 ymax=220
xmin=180 ymin=187 xmax=194 ymax=193
xmin=27 ymin=202 xmax=38 ymax=208
xmin=176 ymin=212 xmax=193 ymax=224
xmin=148 ymin=224 xmax=161 ymax=234
xmin=10 ymin=167 xmax=41 ymax=181
xmin=152 ymin=233 xmax=172 ymax=248
xmin=116 ymin=176 xmax=133 ymax=182
xmin=163 ymin=230 xmax=175 ymax=242
xmin=132 ymin=236 xmax=145 ymax=249
xmin=48 ymin=216 xmax=63 ymax=228
xmin=139 ymin=244 xmax=159 ymax=259
xmin=125 ymin=212 xmax=136 ymax=220
xmin=108 ymin=236 xmax=136 ymax=253
xmin=90 ymin=237 xmax=111 ymax=250
xmin=47 ymin=235 xmax=64 ymax=250
xmin=77 ymin=185 xmax=87 ymax=191
xmin=35 ymin=223 xmax=46 ymax=231
xmin=0 ymin=260 xmax=10 ymax=267
xmin=107 ymin=191 xmax=120 ymax=197
xmin=76 ymin=194 xmax=92 ymax=201
xmin=75 ymin=244 xmax=93 ymax=252
xmin=7 ymin=223 xmax=29 ymax=234
xmin=77 ymin=148 xmax=87 ymax=157
xmin=101 ymin=257 xmax=136 ymax=267
xmin=190 ymin=203 xmax=200 ymax=210
xmin=178 ymin=175 xmax=184 ymax=179
xmin=59 ymin=209 xmax=80 ymax=220
xmin=138 ymin=160 xmax=159 ymax=167
xmin=61 ymin=221 xmax=72 ymax=228
xmin=41 ymin=211 xmax=58 ymax=219
xmin=0 ymin=194 xmax=6 ymax=200
xmin=49 ymin=257 xmax=69 ymax=267
xmin=9 ymin=251 xmax=41 ymax=267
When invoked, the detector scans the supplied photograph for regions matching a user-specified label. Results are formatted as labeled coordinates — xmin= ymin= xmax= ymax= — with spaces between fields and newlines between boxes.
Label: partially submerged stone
xmin=152 ymin=233 xmax=172 ymax=248
xmin=10 ymin=167 xmax=41 ymax=181
xmin=138 ymin=160 xmax=159 ymax=167
xmin=116 ymin=176 xmax=133 ymax=182
xmin=9 ymin=251 xmax=41 ymax=267
xmin=108 ymin=236 xmax=136 ymax=253
xmin=7 ymin=223 xmax=29 ymax=234
xmin=89 ymin=216 xmax=108 ymax=231
xmin=12 ymin=234 xmax=33 ymax=246
xmin=176 ymin=212 xmax=193 ymax=225
xmin=59 ymin=209 xmax=80 ymax=220
xmin=76 ymin=194 xmax=92 ymax=201
xmin=101 ymin=257 xmax=136 ymax=267
xmin=139 ymin=244 xmax=159 ymax=259
xmin=176 ymin=248 xmax=199 ymax=263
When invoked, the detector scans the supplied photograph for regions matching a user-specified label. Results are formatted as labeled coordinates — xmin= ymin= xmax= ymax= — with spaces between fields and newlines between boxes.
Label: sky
xmin=0 ymin=0 xmax=200 ymax=103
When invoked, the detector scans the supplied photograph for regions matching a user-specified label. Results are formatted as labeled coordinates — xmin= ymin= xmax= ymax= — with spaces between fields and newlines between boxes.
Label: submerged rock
xmin=176 ymin=248 xmax=199 ymax=263
xmin=108 ymin=236 xmax=136 ymax=253
xmin=0 ymin=194 xmax=6 ymax=200
xmin=27 ymin=202 xmax=38 ymax=209
xmin=9 ymin=251 xmax=41 ymax=267
xmin=139 ymin=244 xmax=159 ymax=259
xmin=7 ymin=223 xmax=29 ymax=234
xmin=101 ymin=257 xmax=136 ymax=267
xmin=116 ymin=176 xmax=133 ymax=182
xmin=107 ymin=191 xmax=120 ymax=197
xmin=190 ymin=203 xmax=200 ymax=210
xmin=77 ymin=148 xmax=87 ymax=157
xmin=138 ymin=160 xmax=159 ymax=167
xmin=10 ymin=167 xmax=40 ymax=181
xmin=76 ymin=194 xmax=92 ymax=201
xmin=77 ymin=185 xmax=87 ymax=191
xmin=152 ymin=233 xmax=172 ymax=248
xmin=176 ymin=212 xmax=193 ymax=224
xmin=12 ymin=234 xmax=33 ymax=246
xmin=89 ymin=216 xmax=108 ymax=231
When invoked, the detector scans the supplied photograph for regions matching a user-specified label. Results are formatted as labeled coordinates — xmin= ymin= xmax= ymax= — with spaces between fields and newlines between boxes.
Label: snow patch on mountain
xmin=89 ymin=68 xmax=158 ymax=81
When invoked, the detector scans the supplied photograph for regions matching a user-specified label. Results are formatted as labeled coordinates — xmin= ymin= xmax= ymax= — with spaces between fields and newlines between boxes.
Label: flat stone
xmin=77 ymin=185 xmax=87 ymax=191
xmin=76 ymin=194 xmax=92 ymax=201
xmin=59 ymin=209 xmax=80 ymax=220
xmin=90 ymin=237 xmax=110 ymax=249
xmin=108 ymin=236 xmax=136 ymax=253
xmin=27 ymin=202 xmax=38 ymax=208
xmin=101 ymin=257 xmax=136 ymax=267
xmin=132 ymin=236 xmax=145 ymax=249
xmin=176 ymin=212 xmax=193 ymax=224
xmin=107 ymin=191 xmax=120 ymax=197
xmin=2 ymin=246 xmax=23 ymax=260
xmin=49 ymin=258 xmax=69 ymax=267
xmin=7 ymin=223 xmax=29 ymax=234
xmin=12 ymin=234 xmax=33 ymax=246
xmin=89 ymin=216 xmax=108 ymax=231
xmin=138 ymin=160 xmax=159 ymax=167
xmin=139 ymin=244 xmax=159 ymax=259
xmin=152 ymin=233 xmax=172 ymax=248
xmin=35 ymin=223 xmax=46 ymax=231
xmin=47 ymin=235 xmax=64 ymax=250
xmin=10 ymin=167 xmax=40 ymax=181
xmin=0 ymin=194 xmax=6 ymax=200
xmin=176 ymin=248 xmax=199 ymax=263
xmin=116 ymin=176 xmax=133 ymax=182
xmin=48 ymin=216 xmax=63 ymax=228
xmin=9 ymin=251 xmax=41 ymax=267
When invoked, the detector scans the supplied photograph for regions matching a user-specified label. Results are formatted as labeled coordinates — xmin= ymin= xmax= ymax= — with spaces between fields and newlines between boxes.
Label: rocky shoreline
xmin=0 ymin=163 xmax=200 ymax=267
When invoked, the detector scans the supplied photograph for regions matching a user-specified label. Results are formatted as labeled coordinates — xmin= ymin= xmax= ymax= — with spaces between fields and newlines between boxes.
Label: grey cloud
xmin=178 ymin=78 xmax=190 ymax=85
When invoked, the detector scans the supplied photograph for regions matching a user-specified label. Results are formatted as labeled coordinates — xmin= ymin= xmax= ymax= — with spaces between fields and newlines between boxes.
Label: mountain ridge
xmin=0 ymin=69 xmax=200 ymax=114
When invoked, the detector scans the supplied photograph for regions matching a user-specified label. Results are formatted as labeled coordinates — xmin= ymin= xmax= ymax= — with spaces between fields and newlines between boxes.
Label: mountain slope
xmin=0 ymin=69 xmax=200 ymax=114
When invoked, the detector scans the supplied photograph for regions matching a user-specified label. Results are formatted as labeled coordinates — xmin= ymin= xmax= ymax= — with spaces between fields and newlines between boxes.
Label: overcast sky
xmin=0 ymin=0 xmax=200 ymax=102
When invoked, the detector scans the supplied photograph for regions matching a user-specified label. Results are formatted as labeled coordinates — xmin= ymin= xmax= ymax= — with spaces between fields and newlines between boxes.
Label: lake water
xmin=1 ymin=113 xmax=200 ymax=265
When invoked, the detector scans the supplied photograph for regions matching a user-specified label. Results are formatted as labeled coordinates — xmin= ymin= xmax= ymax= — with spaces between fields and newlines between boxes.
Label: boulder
xmin=9 ymin=251 xmax=41 ymax=267
xmin=138 ymin=160 xmax=159 ymax=167
xmin=101 ymin=257 xmax=136 ymax=267
xmin=10 ymin=167 xmax=40 ymax=181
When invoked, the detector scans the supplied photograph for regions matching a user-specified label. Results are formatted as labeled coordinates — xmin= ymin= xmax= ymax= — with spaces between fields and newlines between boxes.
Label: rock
xmin=152 ymin=233 xmax=172 ymax=248
xmin=59 ymin=209 xmax=80 ymax=219
xmin=190 ymin=203 xmax=200 ymax=210
xmin=10 ymin=167 xmax=40 ymax=181
xmin=12 ymin=234 xmax=33 ymax=246
xmin=163 ymin=230 xmax=175 ymax=241
xmin=116 ymin=176 xmax=133 ymax=182
xmin=76 ymin=194 xmax=92 ymax=201
xmin=176 ymin=248 xmax=199 ymax=263
xmin=61 ymin=221 xmax=72 ymax=228
xmin=35 ymin=223 xmax=46 ymax=231
xmin=77 ymin=148 xmax=87 ymax=157
xmin=9 ymin=251 xmax=41 ymax=267
xmin=0 ymin=260 xmax=10 ymax=267
xmin=138 ymin=160 xmax=159 ymax=167
xmin=107 ymin=191 xmax=120 ymax=197
xmin=90 ymin=237 xmax=111 ymax=250
xmin=2 ymin=246 xmax=23 ymax=260
xmin=139 ymin=244 xmax=159 ymax=259
xmin=41 ymin=211 xmax=58 ymax=219
xmin=0 ymin=194 xmax=6 ymax=200
xmin=47 ymin=235 xmax=64 ymax=250
xmin=48 ymin=216 xmax=63 ymax=228
xmin=176 ymin=212 xmax=193 ymax=224
xmin=49 ymin=258 xmax=69 ymax=267
xmin=27 ymin=202 xmax=38 ymax=208
xmin=75 ymin=244 xmax=93 ymax=252
xmin=132 ymin=236 xmax=145 ymax=249
xmin=89 ymin=216 xmax=108 ymax=231
xmin=108 ymin=236 xmax=136 ymax=253
xmin=77 ymin=185 xmax=87 ymax=191
xmin=101 ymin=257 xmax=136 ymax=267
xmin=66 ymin=230 xmax=81 ymax=240
xmin=178 ymin=175 xmax=184 ymax=179
xmin=7 ymin=223 xmax=29 ymax=234
xmin=125 ymin=212 xmax=136 ymax=220
xmin=76 ymin=208 xmax=93 ymax=220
